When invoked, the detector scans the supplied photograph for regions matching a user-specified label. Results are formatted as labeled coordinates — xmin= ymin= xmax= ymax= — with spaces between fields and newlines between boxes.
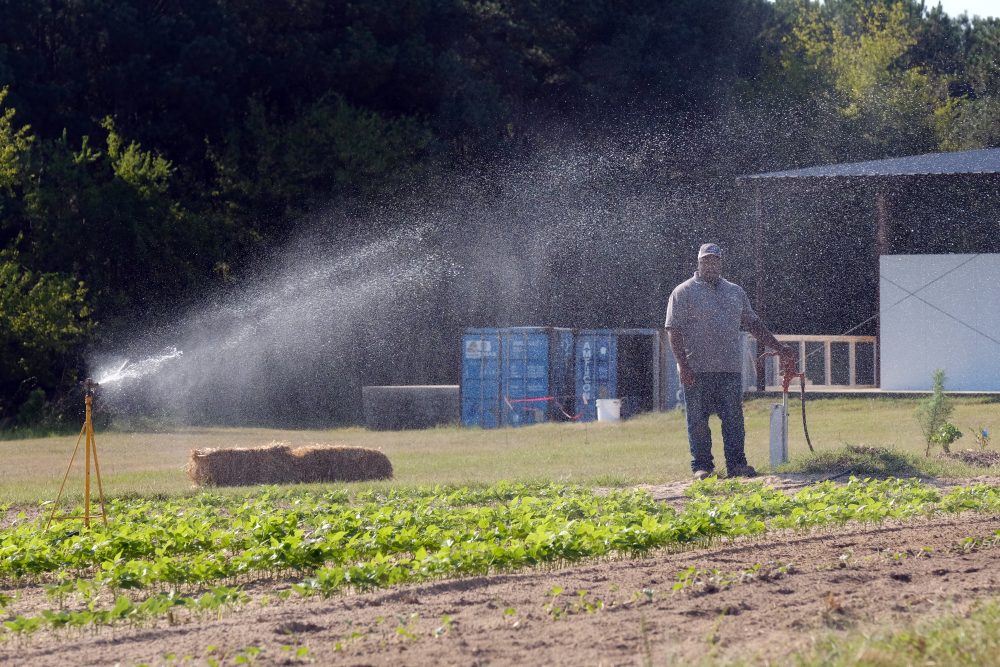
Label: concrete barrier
xmin=362 ymin=385 xmax=460 ymax=431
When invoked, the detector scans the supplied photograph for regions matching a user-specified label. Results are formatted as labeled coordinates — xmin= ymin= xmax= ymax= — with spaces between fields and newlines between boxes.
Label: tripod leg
xmin=90 ymin=425 xmax=109 ymax=526
xmin=45 ymin=423 xmax=86 ymax=531
xmin=85 ymin=422 xmax=92 ymax=528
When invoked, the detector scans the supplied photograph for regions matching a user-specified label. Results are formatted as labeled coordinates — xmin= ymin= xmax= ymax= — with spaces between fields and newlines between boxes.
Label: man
xmin=665 ymin=243 xmax=794 ymax=479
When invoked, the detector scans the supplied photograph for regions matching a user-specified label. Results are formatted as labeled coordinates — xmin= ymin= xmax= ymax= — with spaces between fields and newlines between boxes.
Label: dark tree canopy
xmin=0 ymin=0 xmax=998 ymax=426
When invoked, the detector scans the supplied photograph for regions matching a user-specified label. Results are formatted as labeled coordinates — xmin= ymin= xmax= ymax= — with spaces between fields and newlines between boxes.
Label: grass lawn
xmin=1 ymin=396 xmax=998 ymax=505
xmin=795 ymin=600 xmax=1000 ymax=667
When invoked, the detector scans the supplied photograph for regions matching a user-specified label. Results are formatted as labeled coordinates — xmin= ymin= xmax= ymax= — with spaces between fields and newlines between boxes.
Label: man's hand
xmin=777 ymin=344 xmax=798 ymax=370
xmin=668 ymin=330 xmax=695 ymax=387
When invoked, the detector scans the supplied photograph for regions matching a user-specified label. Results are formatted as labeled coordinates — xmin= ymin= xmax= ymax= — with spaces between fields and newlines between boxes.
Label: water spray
xmin=45 ymin=378 xmax=109 ymax=530
xmin=94 ymin=347 xmax=183 ymax=386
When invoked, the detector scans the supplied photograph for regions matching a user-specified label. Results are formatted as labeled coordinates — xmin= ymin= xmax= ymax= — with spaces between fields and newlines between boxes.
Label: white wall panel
xmin=880 ymin=254 xmax=1000 ymax=391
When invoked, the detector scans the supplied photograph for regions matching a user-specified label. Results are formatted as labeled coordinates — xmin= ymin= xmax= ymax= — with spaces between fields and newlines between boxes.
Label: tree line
xmin=1 ymin=0 xmax=998 ymax=427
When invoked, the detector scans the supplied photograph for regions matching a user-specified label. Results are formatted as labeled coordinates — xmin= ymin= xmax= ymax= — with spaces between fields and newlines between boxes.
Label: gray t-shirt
xmin=665 ymin=273 xmax=760 ymax=373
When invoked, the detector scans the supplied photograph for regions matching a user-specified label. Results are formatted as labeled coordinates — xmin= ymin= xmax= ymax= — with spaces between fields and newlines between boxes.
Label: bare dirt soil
xmin=4 ymin=484 xmax=1000 ymax=666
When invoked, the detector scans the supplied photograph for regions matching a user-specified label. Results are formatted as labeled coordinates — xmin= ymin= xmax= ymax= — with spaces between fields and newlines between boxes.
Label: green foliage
xmin=102 ymin=117 xmax=174 ymax=197
xmin=790 ymin=2 xmax=917 ymax=109
xmin=935 ymin=95 xmax=1000 ymax=151
xmin=782 ymin=1 xmax=944 ymax=152
xmin=21 ymin=124 xmax=224 ymax=328
xmin=0 ymin=249 xmax=92 ymax=422
xmin=0 ymin=87 xmax=34 ymax=195
xmin=916 ymin=369 xmax=954 ymax=456
xmin=930 ymin=422 xmax=963 ymax=452
xmin=0 ymin=250 xmax=92 ymax=354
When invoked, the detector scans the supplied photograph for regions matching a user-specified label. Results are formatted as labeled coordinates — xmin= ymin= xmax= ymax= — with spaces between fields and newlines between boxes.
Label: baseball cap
xmin=698 ymin=243 xmax=722 ymax=258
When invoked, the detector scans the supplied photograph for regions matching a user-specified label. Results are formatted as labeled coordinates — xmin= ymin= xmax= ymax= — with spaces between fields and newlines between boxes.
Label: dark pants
xmin=683 ymin=372 xmax=747 ymax=473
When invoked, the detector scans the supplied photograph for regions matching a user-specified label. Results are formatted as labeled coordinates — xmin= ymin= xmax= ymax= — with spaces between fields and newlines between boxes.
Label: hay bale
xmin=186 ymin=442 xmax=393 ymax=487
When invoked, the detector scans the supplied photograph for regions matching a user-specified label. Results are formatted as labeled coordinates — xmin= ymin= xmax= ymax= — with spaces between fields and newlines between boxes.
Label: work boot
xmin=692 ymin=469 xmax=712 ymax=481
xmin=727 ymin=464 xmax=757 ymax=478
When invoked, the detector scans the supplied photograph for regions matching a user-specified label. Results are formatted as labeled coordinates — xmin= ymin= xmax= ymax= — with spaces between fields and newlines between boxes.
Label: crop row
xmin=1 ymin=478 xmax=999 ymax=636
xmin=3 ymin=587 xmax=245 ymax=638
xmin=2 ymin=479 xmax=998 ymax=589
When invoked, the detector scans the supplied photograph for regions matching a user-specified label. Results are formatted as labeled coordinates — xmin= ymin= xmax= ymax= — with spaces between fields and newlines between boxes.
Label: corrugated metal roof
xmin=738 ymin=147 xmax=1000 ymax=180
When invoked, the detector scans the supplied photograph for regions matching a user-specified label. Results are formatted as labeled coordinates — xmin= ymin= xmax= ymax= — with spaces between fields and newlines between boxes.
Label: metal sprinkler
xmin=45 ymin=378 xmax=109 ymax=530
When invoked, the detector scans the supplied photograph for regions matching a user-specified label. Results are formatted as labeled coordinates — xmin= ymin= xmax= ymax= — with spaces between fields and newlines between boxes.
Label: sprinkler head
xmin=83 ymin=378 xmax=100 ymax=396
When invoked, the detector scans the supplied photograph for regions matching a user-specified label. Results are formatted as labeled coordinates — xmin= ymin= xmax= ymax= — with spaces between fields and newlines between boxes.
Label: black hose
xmin=800 ymin=376 xmax=814 ymax=452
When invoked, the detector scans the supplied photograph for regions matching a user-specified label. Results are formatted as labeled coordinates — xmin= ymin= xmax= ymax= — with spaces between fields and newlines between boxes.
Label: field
xmin=1 ymin=396 xmax=1000 ymax=666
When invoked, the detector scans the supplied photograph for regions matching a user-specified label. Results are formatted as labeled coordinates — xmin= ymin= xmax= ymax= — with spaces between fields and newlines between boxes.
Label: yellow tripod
xmin=46 ymin=379 xmax=108 ymax=530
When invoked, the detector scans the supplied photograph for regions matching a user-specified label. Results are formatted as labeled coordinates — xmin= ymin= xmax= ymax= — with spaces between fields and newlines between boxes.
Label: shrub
xmin=930 ymin=422 xmax=962 ymax=453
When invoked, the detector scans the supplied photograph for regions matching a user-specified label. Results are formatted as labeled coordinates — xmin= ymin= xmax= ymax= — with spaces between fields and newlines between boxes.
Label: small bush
xmin=783 ymin=445 xmax=926 ymax=479
xmin=930 ymin=422 xmax=962 ymax=453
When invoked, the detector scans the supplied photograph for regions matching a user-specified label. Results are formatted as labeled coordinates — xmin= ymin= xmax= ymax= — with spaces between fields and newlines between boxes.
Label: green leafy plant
xmin=931 ymin=422 xmax=963 ymax=453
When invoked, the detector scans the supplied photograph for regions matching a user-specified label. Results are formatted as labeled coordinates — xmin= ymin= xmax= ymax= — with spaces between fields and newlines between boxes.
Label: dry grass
xmin=0 ymin=396 xmax=997 ymax=505
xmin=186 ymin=443 xmax=392 ymax=486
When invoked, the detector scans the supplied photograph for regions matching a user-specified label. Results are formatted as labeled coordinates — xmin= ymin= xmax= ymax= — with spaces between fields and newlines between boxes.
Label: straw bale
xmin=186 ymin=442 xmax=393 ymax=487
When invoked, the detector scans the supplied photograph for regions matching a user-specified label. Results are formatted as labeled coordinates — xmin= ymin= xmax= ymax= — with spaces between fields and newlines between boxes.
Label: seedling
xmin=234 ymin=646 xmax=261 ymax=665
xmin=544 ymin=586 xmax=565 ymax=620
xmin=280 ymin=643 xmax=312 ymax=662
xmin=433 ymin=614 xmax=453 ymax=637
xmin=395 ymin=612 xmax=420 ymax=641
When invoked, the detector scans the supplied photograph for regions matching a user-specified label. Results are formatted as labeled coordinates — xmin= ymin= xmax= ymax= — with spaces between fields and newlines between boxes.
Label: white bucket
xmin=596 ymin=398 xmax=622 ymax=423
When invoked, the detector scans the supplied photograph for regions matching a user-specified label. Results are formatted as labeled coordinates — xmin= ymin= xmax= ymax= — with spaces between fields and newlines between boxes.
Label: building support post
xmin=754 ymin=183 xmax=766 ymax=391
xmin=874 ymin=188 xmax=890 ymax=387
